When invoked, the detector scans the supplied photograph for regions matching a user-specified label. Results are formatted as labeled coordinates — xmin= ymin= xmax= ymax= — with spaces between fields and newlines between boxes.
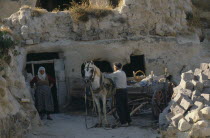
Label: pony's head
xmin=83 ymin=61 xmax=97 ymax=83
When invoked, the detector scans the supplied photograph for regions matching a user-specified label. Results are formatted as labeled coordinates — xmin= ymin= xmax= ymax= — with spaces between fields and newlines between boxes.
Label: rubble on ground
xmin=160 ymin=63 xmax=210 ymax=138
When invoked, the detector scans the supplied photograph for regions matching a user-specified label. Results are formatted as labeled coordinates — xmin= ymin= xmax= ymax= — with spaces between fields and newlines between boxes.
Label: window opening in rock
xmin=93 ymin=60 xmax=113 ymax=73
xmin=26 ymin=52 xmax=61 ymax=113
xmin=123 ymin=55 xmax=145 ymax=77
xmin=110 ymin=0 xmax=123 ymax=8
xmin=36 ymin=0 xmax=84 ymax=11
xmin=200 ymin=35 xmax=205 ymax=42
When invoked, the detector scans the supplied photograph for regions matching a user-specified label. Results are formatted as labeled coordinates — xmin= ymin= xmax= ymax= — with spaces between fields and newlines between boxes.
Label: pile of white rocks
xmin=160 ymin=63 xmax=210 ymax=138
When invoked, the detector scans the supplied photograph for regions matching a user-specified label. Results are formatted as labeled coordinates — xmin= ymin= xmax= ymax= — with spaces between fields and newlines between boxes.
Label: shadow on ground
xmin=26 ymin=112 xmax=160 ymax=138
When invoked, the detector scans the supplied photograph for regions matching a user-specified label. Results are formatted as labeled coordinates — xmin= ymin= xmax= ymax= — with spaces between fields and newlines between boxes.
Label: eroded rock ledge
xmin=2 ymin=0 xmax=192 ymax=44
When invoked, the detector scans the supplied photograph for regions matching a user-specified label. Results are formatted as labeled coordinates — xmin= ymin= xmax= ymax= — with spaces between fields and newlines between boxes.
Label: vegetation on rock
xmin=21 ymin=5 xmax=48 ymax=17
xmin=69 ymin=2 xmax=113 ymax=22
xmin=0 ymin=27 xmax=15 ymax=64
xmin=31 ymin=7 xmax=48 ymax=17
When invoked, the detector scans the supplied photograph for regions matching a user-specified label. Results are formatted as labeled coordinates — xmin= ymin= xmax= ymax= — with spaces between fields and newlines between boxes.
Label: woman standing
xmin=30 ymin=67 xmax=55 ymax=120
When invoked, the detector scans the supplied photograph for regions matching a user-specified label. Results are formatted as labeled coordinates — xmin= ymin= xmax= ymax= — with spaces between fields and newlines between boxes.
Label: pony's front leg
xmin=102 ymin=95 xmax=109 ymax=126
xmin=94 ymin=97 xmax=102 ymax=127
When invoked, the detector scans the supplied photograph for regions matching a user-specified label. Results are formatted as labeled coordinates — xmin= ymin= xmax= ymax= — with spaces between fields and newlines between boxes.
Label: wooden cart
xmin=126 ymin=80 xmax=174 ymax=119
xmin=86 ymin=70 xmax=174 ymax=121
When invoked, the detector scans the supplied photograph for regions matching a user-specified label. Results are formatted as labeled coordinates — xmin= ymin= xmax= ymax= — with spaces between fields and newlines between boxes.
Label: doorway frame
xmin=26 ymin=59 xmax=54 ymax=77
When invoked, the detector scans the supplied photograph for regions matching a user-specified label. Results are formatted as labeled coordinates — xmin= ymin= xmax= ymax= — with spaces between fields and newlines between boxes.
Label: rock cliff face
xmin=0 ymin=49 xmax=40 ymax=137
xmin=2 ymin=0 xmax=193 ymax=43
xmin=1 ymin=0 xmax=208 ymax=108
xmin=2 ymin=0 xmax=205 ymax=82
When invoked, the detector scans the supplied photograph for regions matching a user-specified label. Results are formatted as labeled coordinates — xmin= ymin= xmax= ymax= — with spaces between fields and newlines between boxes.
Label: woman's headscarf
xmin=38 ymin=66 xmax=46 ymax=80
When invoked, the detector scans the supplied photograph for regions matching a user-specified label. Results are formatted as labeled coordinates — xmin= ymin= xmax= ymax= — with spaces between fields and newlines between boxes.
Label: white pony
xmin=84 ymin=61 xmax=116 ymax=127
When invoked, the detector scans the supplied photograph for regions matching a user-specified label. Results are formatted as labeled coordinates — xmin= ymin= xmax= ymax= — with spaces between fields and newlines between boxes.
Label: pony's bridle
xmin=83 ymin=62 xmax=104 ymax=94
xmin=84 ymin=65 xmax=96 ymax=83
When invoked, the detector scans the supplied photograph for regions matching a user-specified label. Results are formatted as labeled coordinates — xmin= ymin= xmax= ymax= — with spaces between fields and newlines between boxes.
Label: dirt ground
xmin=25 ymin=112 xmax=160 ymax=138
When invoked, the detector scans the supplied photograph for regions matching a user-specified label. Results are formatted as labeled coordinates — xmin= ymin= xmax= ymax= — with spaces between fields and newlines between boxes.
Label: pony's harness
xmin=92 ymin=75 xmax=104 ymax=94
xmin=84 ymin=65 xmax=104 ymax=94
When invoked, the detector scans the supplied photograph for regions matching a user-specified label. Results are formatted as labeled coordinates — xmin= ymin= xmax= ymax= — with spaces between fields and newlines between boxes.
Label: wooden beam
xmin=32 ymin=64 xmax=35 ymax=77
xmin=130 ymin=102 xmax=148 ymax=116
xmin=26 ymin=60 xmax=54 ymax=64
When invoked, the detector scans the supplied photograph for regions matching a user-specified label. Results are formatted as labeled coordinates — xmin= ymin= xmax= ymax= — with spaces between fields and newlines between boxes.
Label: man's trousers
xmin=115 ymin=89 xmax=131 ymax=124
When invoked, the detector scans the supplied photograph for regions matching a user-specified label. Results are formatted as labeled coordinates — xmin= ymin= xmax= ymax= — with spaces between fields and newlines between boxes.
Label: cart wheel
xmin=152 ymin=89 xmax=167 ymax=119
xmin=111 ymin=105 xmax=118 ymax=120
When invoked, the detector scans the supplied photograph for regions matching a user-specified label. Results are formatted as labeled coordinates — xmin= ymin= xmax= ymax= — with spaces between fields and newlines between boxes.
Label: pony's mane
xmin=93 ymin=64 xmax=101 ymax=77
xmin=85 ymin=62 xmax=101 ymax=77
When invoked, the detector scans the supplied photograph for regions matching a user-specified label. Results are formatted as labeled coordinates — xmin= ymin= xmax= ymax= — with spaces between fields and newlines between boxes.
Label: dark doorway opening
xmin=27 ymin=52 xmax=59 ymax=62
xmin=94 ymin=61 xmax=113 ymax=73
xmin=123 ymin=55 xmax=145 ymax=77
xmin=26 ymin=52 xmax=59 ymax=113
xmin=36 ymin=0 xmax=84 ymax=11
xmin=26 ymin=63 xmax=56 ymax=78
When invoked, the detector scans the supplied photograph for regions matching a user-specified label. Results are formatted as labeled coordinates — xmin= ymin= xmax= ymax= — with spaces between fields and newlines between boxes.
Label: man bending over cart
xmin=104 ymin=63 xmax=131 ymax=127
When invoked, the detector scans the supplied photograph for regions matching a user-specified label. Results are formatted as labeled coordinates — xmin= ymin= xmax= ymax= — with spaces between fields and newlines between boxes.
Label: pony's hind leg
xmin=94 ymin=97 xmax=102 ymax=127
xmin=102 ymin=95 xmax=109 ymax=127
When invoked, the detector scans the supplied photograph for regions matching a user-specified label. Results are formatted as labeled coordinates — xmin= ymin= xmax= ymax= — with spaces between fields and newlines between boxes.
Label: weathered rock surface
xmin=178 ymin=118 xmax=192 ymax=132
xmin=192 ymin=80 xmax=203 ymax=91
xmin=89 ymin=0 xmax=110 ymax=7
xmin=2 ymin=0 xmax=193 ymax=43
xmin=0 ymin=51 xmax=40 ymax=137
xmin=171 ymin=113 xmax=183 ymax=127
xmin=200 ymin=107 xmax=210 ymax=119
xmin=180 ymin=96 xmax=193 ymax=110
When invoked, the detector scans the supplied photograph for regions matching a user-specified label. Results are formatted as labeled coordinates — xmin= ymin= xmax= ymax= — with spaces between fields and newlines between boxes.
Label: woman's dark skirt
xmin=35 ymin=85 xmax=54 ymax=113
